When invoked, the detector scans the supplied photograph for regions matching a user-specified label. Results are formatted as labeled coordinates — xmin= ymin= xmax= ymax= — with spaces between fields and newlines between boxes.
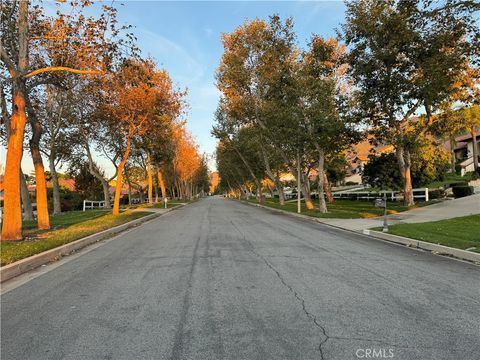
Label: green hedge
xmin=452 ymin=185 xmax=474 ymax=198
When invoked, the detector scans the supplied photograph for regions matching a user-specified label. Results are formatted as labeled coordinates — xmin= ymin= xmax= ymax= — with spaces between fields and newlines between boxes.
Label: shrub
xmin=345 ymin=181 xmax=358 ymax=186
xmin=362 ymin=153 xmax=403 ymax=190
xmin=428 ymin=189 xmax=446 ymax=200
xmin=452 ymin=185 xmax=474 ymax=198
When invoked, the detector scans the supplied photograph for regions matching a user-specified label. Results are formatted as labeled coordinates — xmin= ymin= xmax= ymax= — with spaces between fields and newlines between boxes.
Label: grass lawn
xmin=246 ymin=198 xmax=429 ymax=219
xmin=382 ymin=215 xmax=480 ymax=252
xmin=1 ymin=210 xmax=151 ymax=266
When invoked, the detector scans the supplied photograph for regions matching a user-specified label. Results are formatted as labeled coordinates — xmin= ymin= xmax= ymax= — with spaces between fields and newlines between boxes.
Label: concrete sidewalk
xmin=319 ymin=193 xmax=480 ymax=231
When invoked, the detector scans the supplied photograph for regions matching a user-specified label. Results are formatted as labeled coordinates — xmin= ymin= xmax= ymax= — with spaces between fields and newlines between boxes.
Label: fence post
xmin=425 ymin=188 xmax=429 ymax=202
xmin=83 ymin=200 xmax=86 ymax=212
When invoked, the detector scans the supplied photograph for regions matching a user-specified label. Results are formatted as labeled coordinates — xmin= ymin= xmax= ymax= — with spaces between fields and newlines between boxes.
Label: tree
xmin=342 ymin=0 xmax=479 ymax=206
xmin=68 ymin=161 xmax=104 ymax=201
xmin=0 ymin=0 xmax=126 ymax=240
xmin=101 ymin=59 xmax=184 ymax=215
xmin=299 ymin=36 xmax=357 ymax=212
xmin=362 ymin=143 xmax=450 ymax=189
xmin=216 ymin=16 xmax=311 ymax=206
xmin=362 ymin=153 xmax=404 ymax=190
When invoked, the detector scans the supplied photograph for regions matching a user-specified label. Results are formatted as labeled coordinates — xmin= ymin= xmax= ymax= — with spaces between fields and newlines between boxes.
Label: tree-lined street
xmin=2 ymin=197 xmax=479 ymax=360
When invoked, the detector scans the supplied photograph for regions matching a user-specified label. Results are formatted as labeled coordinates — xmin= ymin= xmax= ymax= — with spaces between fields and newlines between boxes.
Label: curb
xmin=0 ymin=207 xmax=182 ymax=284
xmin=238 ymin=200 xmax=320 ymax=223
xmin=237 ymin=199 xmax=480 ymax=264
xmin=364 ymin=230 xmax=480 ymax=263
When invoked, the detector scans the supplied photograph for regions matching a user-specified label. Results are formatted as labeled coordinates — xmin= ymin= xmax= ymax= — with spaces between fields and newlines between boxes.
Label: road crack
xmin=230 ymin=220 xmax=329 ymax=359
xmin=229 ymin=219 xmax=412 ymax=358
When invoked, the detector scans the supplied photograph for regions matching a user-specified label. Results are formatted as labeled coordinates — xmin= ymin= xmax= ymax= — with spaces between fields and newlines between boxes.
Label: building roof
xmin=455 ymin=131 xmax=480 ymax=143
xmin=441 ymin=131 xmax=480 ymax=152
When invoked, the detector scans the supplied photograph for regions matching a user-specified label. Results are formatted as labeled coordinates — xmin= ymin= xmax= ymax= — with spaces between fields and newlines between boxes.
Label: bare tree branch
xmin=0 ymin=44 xmax=16 ymax=77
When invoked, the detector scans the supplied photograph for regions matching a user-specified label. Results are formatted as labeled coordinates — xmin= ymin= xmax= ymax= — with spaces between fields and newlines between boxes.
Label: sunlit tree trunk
xmin=289 ymin=164 xmax=314 ymax=210
xmin=29 ymin=112 xmax=50 ymax=229
xmin=147 ymin=152 xmax=153 ymax=204
xmin=260 ymin=146 xmax=285 ymax=205
xmin=397 ymin=146 xmax=414 ymax=206
xmin=2 ymin=95 xmax=27 ymax=240
xmin=266 ymin=183 xmax=274 ymax=198
xmin=275 ymin=176 xmax=286 ymax=205
xmin=157 ymin=169 xmax=166 ymax=200
xmin=113 ymin=135 xmax=132 ymax=216
xmin=20 ymin=170 xmax=34 ymax=221
xmin=324 ymin=172 xmax=333 ymax=204
xmin=1 ymin=0 xmax=28 ymax=241
xmin=317 ymin=149 xmax=327 ymax=213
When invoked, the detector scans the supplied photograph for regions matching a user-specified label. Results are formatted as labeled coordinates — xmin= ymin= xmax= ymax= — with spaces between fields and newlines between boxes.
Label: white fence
xmin=332 ymin=188 xmax=430 ymax=202
xmin=83 ymin=200 xmax=107 ymax=211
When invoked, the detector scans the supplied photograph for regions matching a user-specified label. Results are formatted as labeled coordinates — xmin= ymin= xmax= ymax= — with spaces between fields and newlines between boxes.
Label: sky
xmin=14 ymin=0 xmax=347 ymax=176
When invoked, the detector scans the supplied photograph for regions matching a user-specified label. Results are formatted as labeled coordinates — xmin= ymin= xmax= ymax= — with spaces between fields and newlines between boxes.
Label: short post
xmin=383 ymin=192 xmax=388 ymax=233
xmin=425 ymin=187 xmax=429 ymax=202
xmin=164 ymin=197 xmax=168 ymax=209
xmin=83 ymin=200 xmax=86 ymax=212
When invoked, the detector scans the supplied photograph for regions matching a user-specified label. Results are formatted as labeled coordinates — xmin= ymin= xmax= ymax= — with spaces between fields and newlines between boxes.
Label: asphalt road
xmin=1 ymin=197 xmax=479 ymax=360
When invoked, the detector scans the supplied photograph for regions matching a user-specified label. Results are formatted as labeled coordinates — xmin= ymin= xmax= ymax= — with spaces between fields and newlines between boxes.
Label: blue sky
xmin=16 ymin=0 xmax=346 ymax=175
xmin=119 ymin=0 xmax=346 ymax=170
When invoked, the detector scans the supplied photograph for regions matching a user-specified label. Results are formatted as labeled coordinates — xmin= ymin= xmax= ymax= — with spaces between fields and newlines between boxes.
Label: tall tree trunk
xmin=317 ymin=149 xmax=327 ymax=213
xmin=49 ymin=155 xmax=62 ymax=215
xmin=275 ymin=176 xmax=286 ymax=205
xmin=147 ymin=152 xmax=153 ymax=204
xmin=472 ymin=129 xmax=479 ymax=175
xmin=2 ymin=92 xmax=27 ymax=240
xmin=284 ymin=151 xmax=314 ymax=210
xmin=290 ymin=167 xmax=314 ymax=210
xmin=157 ymin=169 xmax=167 ymax=200
xmin=324 ymin=172 xmax=334 ymax=204
xmin=29 ymin=114 xmax=50 ymax=230
xmin=397 ymin=146 xmax=414 ymax=206
xmin=1 ymin=0 xmax=28 ymax=241
xmin=233 ymin=146 xmax=261 ymax=200
xmin=266 ymin=183 xmax=274 ymax=198
xmin=260 ymin=146 xmax=285 ymax=205
xmin=20 ymin=170 xmax=34 ymax=221
xmin=113 ymin=135 xmax=132 ymax=216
